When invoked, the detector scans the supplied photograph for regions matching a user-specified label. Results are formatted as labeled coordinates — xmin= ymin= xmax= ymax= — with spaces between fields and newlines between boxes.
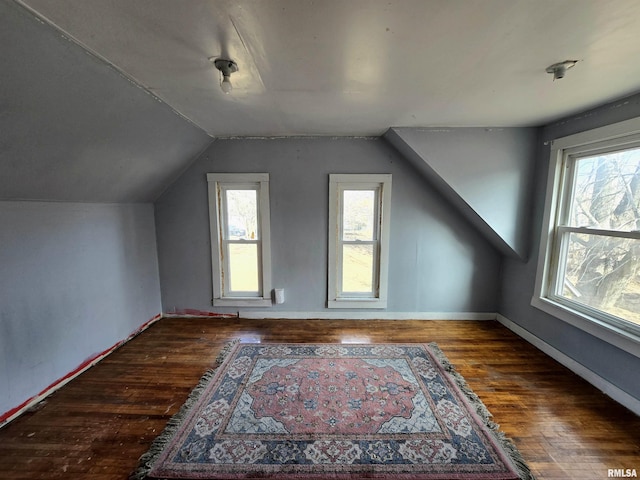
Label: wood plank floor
xmin=0 ymin=318 xmax=638 ymax=479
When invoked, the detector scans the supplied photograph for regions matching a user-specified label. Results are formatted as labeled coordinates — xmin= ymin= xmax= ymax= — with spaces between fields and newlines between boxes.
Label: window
xmin=328 ymin=174 xmax=392 ymax=308
xmin=534 ymin=117 xmax=640 ymax=347
xmin=207 ymin=173 xmax=272 ymax=307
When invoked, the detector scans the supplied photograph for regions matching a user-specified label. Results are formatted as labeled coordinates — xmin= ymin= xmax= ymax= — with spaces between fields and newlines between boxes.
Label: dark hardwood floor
xmin=0 ymin=318 xmax=638 ymax=479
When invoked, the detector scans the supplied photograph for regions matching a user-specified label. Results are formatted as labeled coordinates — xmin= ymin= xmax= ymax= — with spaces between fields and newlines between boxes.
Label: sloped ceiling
xmin=15 ymin=0 xmax=640 ymax=136
xmin=3 ymin=0 xmax=640 ymax=204
xmin=0 ymin=0 xmax=211 ymax=203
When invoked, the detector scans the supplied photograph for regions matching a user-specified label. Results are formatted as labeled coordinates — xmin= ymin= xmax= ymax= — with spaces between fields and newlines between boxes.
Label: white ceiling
xmin=19 ymin=0 xmax=640 ymax=136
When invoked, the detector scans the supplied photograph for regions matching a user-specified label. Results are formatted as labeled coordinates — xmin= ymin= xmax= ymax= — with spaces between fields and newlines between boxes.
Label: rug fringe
xmin=215 ymin=338 xmax=240 ymax=366
xmin=427 ymin=342 xmax=536 ymax=480
xmin=129 ymin=339 xmax=240 ymax=480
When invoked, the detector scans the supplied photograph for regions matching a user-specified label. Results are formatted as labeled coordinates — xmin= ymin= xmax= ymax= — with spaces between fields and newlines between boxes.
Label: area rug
xmin=132 ymin=343 xmax=534 ymax=479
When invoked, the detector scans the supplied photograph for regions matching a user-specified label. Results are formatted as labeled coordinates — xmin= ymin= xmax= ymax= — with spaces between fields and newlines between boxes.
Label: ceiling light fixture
xmin=212 ymin=58 xmax=238 ymax=94
xmin=546 ymin=60 xmax=578 ymax=80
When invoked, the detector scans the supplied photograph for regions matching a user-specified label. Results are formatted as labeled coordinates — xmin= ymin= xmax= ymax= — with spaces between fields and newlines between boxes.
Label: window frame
xmin=207 ymin=173 xmax=272 ymax=307
xmin=533 ymin=117 xmax=640 ymax=356
xmin=328 ymin=174 xmax=392 ymax=309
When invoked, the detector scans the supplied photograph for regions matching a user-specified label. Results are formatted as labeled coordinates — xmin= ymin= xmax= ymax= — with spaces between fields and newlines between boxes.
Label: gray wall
xmin=500 ymin=92 xmax=640 ymax=401
xmin=0 ymin=201 xmax=162 ymax=417
xmin=385 ymin=127 xmax=537 ymax=259
xmin=156 ymin=137 xmax=501 ymax=315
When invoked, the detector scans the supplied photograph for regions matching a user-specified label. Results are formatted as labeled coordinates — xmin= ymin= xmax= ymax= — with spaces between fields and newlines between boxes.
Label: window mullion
xmin=558 ymin=225 xmax=640 ymax=240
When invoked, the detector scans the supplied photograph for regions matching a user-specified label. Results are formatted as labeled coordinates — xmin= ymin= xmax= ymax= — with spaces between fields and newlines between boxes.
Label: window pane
xmin=228 ymin=243 xmax=259 ymax=293
xmin=226 ymin=190 xmax=258 ymax=239
xmin=569 ymin=148 xmax=640 ymax=231
xmin=342 ymin=244 xmax=374 ymax=293
xmin=560 ymin=232 xmax=640 ymax=326
xmin=343 ymin=190 xmax=376 ymax=241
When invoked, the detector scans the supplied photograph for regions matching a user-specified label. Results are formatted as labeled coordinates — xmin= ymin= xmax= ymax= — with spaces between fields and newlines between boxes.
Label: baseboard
xmin=162 ymin=309 xmax=238 ymax=319
xmin=0 ymin=313 xmax=163 ymax=429
xmin=496 ymin=314 xmax=640 ymax=416
xmin=238 ymin=311 xmax=497 ymax=320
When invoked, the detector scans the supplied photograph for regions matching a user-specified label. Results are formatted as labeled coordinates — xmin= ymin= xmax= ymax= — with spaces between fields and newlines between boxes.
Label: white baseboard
xmin=237 ymin=311 xmax=497 ymax=320
xmin=496 ymin=314 xmax=640 ymax=416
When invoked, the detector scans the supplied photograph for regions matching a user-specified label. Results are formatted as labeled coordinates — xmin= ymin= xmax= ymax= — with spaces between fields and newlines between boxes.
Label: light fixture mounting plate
xmin=546 ymin=60 xmax=577 ymax=75
xmin=213 ymin=58 xmax=238 ymax=75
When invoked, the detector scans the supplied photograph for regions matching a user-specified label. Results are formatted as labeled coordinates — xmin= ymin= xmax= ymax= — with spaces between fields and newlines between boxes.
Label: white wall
xmin=0 ymin=201 xmax=162 ymax=417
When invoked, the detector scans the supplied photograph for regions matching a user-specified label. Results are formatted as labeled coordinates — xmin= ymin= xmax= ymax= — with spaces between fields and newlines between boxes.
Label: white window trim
xmin=328 ymin=174 xmax=392 ymax=309
xmin=533 ymin=117 xmax=640 ymax=357
xmin=207 ymin=173 xmax=272 ymax=307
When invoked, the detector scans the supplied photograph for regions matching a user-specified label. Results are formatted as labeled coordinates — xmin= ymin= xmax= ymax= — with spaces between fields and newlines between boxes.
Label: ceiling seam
xmin=152 ymin=137 xmax=218 ymax=204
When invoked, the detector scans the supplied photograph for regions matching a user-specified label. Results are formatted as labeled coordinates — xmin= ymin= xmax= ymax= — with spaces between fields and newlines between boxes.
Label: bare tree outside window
xmin=559 ymin=148 xmax=640 ymax=324
xmin=226 ymin=190 xmax=258 ymax=240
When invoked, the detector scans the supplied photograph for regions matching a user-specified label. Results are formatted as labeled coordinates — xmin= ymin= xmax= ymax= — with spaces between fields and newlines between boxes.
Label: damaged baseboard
xmin=0 ymin=313 xmax=163 ymax=429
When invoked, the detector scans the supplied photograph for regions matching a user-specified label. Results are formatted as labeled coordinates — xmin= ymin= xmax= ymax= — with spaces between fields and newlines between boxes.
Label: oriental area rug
xmin=132 ymin=343 xmax=534 ymax=480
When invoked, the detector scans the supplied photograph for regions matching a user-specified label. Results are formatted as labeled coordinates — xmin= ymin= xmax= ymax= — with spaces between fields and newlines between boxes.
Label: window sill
xmin=328 ymin=298 xmax=387 ymax=309
xmin=530 ymin=296 xmax=640 ymax=358
xmin=213 ymin=298 xmax=272 ymax=308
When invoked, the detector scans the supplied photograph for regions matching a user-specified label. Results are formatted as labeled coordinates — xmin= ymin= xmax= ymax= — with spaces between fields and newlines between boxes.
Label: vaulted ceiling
xmin=2 ymin=0 xmax=640 ymax=202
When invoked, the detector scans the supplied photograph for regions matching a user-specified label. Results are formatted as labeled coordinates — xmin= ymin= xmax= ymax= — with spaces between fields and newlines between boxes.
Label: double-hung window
xmin=328 ymin=174 xmax=392 ymax=308
xmin=207 ymin=173 xmax=272 ymax=307
xmin=534 ymin=117 xmax=640 ymax=347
